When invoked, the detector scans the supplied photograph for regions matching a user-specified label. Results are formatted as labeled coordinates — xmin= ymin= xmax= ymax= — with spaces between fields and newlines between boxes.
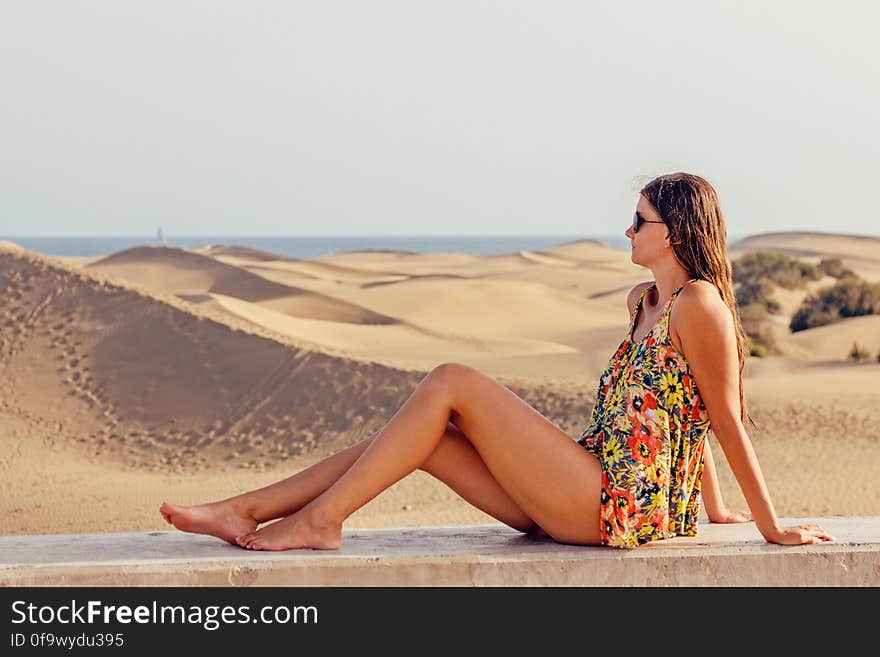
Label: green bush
xmin=848 ymin=341 xmax=870 ymax=362
xmin=733 ymin=252 xmax=822 ymax=290
xmin=818 ymin=257 xmax=855 ymax=279
xmin=732 ymin=252 xmax=877 ymax=349
xmin=746 ymin=337 xmax=769 ymax=358
xmin=736 ymin=279 xmax=781 ymax=313
xmin=790 ymin=277 xmax=880 ymax=332
xmin=731 ymin=253 xmax=794 ymax=355
xmin=737 ymin=304 xmax=777 ymax=356
xmin=745 ymin=330 xmax=776 ymax=356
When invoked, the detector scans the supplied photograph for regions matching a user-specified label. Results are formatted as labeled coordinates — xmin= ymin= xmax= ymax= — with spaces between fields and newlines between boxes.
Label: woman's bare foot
xmin=235 ymin=507 xmax=342 ymax=551
xmin=159 ymin=500 xmax=258 ymax=545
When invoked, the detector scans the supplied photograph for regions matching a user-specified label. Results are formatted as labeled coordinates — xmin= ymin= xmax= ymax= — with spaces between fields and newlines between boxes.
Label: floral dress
xmin=577 ymin=278 xmax=710 ymax=548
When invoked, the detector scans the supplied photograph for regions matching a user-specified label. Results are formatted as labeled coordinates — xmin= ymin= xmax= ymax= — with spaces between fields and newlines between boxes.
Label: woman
xmin=160 ymin=172 xmax=834 ymax=550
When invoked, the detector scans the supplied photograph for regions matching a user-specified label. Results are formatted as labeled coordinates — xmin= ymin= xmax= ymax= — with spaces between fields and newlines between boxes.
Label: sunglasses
xmin=632 ymin=211 xmax=665 ymax=233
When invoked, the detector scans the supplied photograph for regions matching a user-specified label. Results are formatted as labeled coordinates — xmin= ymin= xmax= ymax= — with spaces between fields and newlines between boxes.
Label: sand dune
xmin=517 ymin=250 xmax=579 ymax=267
xmin=2 ymin=231 xmax=879 ymax=538
xmin=730 ymin=232 xmax=880 ymax=281
xmin=87 ymin=246 xmax=398 ymax=325
xmin=213 ymin=292 xmax=577 ymax=362
xmin=542 ymin=238 xmax=620 ymax=259
xmin=315 ymin=250 xmax=482 ymax=274
xmin=191 ymin=244 xmax=294 ymax=262
xmin=243 ymin=260 xmax=409 ymax=285
xmin=1 ymin=249 xmax=421 ymax=471
xmin=730 ymin=231 xmax=880 ymax=258
xmin=726 ymin=248 xmax=880 ymax=360
xmin=206 ymin=250 xmax=412 ymax=285
xmin=83 ymin=243 xmax=639 ymax=370
xmin=0 ymin=240 xmax=25 ymax=252
xmin=780 ymin=314 xmax=880 ymax=360
xmin=88 ymin=245 xmax=298 ymax=300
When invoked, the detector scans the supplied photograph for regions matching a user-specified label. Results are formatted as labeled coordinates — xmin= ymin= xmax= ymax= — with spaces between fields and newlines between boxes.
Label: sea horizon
xmin=2 ymin=234 xmax=749 ymax=259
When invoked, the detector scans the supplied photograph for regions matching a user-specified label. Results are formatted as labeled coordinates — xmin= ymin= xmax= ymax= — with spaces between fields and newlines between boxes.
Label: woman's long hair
xmin=639 ymin=172 xmax=757 ymax=430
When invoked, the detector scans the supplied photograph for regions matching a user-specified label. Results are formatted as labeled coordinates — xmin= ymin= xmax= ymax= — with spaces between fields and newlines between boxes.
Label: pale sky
xmin=2 ymin=1 xmax=878 ymax=237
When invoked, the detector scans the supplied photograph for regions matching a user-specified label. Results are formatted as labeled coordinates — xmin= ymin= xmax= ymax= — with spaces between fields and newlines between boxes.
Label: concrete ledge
xmin=1 ymin=516 xmax=878 ymax=587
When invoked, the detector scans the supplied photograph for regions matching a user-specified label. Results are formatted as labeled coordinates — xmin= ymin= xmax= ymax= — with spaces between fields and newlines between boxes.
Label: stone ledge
xmin=1 ymin=516 xmax=877 ymax=586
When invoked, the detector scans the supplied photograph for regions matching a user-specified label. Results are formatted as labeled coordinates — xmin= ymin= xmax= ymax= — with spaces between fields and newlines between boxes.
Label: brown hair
xmin=639 ymin=172 xmax=757 ymax=430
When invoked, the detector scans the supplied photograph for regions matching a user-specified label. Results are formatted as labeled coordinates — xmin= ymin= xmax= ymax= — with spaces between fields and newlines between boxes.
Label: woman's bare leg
xmin=235 ymin=363 xmax=601 ymax=550
xmin=160 ymin=436 xmax=375 ymax=543
xmin=160 ymin=421 xmax=542 ymax=543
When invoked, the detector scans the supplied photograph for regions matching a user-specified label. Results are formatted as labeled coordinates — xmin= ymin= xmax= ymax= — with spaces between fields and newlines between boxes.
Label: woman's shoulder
xmin=671 ymin=279 xmax=731 ymax=337
xmin=678 ymin=279 xmax=723 ymax=306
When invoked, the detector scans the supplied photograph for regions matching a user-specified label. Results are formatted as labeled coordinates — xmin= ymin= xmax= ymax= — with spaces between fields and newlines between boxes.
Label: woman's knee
xmin=425 ymin=362 xmax=482 ymax=411
xmin=427 ymin=362 xmax=474 ymax=387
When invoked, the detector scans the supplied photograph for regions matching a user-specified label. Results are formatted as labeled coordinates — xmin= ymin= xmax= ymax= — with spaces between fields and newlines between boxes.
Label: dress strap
xmin=631 ymin=284 xmax=654 ymax=321
xmin=666 ymin=278 xmax=699 ymax=313
xmin=672 ymin=277 xmax=699 ymax=298
xmin=684 ymin=277 xmax=699 ymax=287
xmin=630 ymin=278 xmax=700 ymax=341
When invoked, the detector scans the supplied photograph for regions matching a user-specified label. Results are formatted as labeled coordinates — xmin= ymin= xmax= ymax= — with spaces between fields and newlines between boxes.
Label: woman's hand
xmin=708 ymin=508 xmax=753 ymax=524
xmin=761 ymin=524 xmax=836 ymax=546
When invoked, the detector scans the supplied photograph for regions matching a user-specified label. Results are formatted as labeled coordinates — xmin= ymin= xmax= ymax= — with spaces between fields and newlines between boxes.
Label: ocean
xmin=4 ymin=234 xmax=747 ymax=259
xmin=5 ymin=235 xmax=639 ymax=259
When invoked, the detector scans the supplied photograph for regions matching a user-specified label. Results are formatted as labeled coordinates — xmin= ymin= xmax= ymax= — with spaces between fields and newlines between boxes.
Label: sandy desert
xmin=1 ymin=232 xmax=879 ymax=538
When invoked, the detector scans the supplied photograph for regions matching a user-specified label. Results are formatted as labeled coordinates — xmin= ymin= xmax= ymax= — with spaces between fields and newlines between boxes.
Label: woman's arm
xmin=675 ymin=283 xmax=834 ymax=545
xmin=701 ymin=439 xmax=752 ymax=523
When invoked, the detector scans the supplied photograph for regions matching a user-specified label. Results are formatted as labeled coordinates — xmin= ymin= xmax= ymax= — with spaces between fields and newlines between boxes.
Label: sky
xmin=2 ymin=1 xmax=878 ymax=238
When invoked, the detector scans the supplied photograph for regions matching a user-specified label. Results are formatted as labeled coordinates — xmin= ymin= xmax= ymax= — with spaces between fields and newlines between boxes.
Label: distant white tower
xmin=156 ymin=226 xmax=167 ymax=246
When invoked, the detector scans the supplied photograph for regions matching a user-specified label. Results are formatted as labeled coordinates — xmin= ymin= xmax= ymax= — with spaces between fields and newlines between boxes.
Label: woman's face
xmin=625 ymin=195 xmax=671 ymax=266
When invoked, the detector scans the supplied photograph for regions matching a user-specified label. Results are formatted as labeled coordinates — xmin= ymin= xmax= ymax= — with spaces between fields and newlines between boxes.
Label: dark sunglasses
xmin=632 ymin=211 xmax=665 ymax=233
